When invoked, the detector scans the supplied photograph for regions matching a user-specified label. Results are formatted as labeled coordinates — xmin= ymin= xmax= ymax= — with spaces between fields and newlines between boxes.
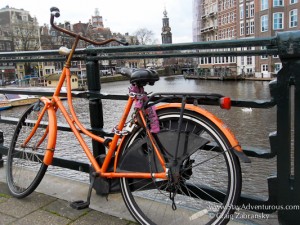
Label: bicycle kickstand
xmin=70 ymin=172 xmax=99 ymax=210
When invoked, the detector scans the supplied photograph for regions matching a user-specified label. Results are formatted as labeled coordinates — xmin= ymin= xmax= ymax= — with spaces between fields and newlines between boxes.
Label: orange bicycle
xmin=6 ymin=7 xmax=250 ymax=225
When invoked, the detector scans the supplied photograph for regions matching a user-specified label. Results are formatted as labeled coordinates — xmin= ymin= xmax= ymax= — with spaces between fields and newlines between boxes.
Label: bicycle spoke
xmin=120 ymin=109 xmax=241 ymax=225
xmin=7 ymin=103 xmax=49 ymax=198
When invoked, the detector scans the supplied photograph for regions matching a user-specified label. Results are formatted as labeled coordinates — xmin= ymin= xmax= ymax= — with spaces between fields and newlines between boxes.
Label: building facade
xmin=253 ymin=0 xmax=299 ymax=77
xmin=0 ymin=26 xmax=15 ymax=84
xmin=0 ymin=6 xmax=40 ymax=80
xmin=193 ymin=0 xmax=300 ymax=78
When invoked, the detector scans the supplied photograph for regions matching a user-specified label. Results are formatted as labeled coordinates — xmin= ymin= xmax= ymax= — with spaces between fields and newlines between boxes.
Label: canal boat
xmin=0 ymin=94 xmax=12 ymax=111
xmin=0 ymin=94 xmax=39 ymax=110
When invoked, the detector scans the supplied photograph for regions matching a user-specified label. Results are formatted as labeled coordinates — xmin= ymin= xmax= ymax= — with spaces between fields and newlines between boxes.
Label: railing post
xmin=275 ymin=31 xmax=300 ymax=224
xmin=85 ymin=47 xmax=106 ymax=162
xmin=0 ymin=131 xmax=3 ymax=168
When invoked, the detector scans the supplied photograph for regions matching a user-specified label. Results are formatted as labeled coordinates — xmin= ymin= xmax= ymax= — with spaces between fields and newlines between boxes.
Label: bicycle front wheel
xmin=6 ymin=101 xmax=50 ymax=198
xmin=120 ymin=108 xmax=241 ymax=225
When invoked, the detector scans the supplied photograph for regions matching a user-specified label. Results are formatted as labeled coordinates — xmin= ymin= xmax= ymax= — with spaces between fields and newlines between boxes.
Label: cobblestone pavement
xmin=0 ymin=182 xmax=136 ymax=225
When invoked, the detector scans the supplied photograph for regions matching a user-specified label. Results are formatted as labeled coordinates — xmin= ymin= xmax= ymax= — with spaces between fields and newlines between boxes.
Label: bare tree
xmin=6 ymin=19 xmax=40 ymax=75
xmin=13 ymin=23 xmax=39 ymax=52
xmin=134 ymin=28 xmax=157 ymax=67
xmin=134 ymin=28 xmax=155 ymax=45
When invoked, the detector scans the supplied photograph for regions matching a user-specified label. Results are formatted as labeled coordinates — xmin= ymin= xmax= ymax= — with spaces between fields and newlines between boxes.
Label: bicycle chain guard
xmin=117 ymin=130 xmax=209 ymax=174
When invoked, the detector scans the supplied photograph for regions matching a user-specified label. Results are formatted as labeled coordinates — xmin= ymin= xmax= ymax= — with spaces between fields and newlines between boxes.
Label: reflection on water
xmin=1 ymin=76 xmax=277 ymax=201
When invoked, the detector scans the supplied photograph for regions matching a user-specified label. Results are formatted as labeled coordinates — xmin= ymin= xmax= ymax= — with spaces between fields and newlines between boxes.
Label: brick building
xmin=193 ymin=0 xmax=300 ymax=78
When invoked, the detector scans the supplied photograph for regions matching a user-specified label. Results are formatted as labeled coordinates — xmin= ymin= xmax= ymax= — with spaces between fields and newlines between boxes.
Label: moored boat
xmin=0 ymin=94 xmax=39 ymax=111
xmin=5 ymin=94 xmax=39 ymax=107
xmin=0 ymin=94 xmax=12 ymax=111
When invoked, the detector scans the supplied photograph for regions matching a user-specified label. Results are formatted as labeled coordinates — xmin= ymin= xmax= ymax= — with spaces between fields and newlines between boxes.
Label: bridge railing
xmin=1 ymin=31 xmax=300 ymax=224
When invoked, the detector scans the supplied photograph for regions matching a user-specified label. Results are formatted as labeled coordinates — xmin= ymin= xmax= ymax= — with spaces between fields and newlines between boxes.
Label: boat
xmin=0 ymin=94 xmax=39 ymax=111
xmin=185 ymin=66 xmax=245 ymax=81
xmin=0 ymin=94 xmax=12 ymax=111
xmin=5 ymin=94 xmax=39 ymax=107
xmin=184 ymin=73 xmax=245 ymax=81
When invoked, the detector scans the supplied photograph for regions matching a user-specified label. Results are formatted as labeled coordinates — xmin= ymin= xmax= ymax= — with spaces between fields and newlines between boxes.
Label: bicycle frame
xmin=22 ymin=8 xmax=250 ymax=183
xmin=23 ymin=35 xmax=168 ymax=180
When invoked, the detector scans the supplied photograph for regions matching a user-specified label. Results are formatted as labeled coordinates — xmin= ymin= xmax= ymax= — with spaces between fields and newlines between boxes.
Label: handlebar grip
xmin=50 ymin=7 xmax=60 ymax=18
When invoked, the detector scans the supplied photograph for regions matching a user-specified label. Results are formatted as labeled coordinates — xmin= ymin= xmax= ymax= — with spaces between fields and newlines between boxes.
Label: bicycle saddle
xmin=120 ymin=68 xmax=159 ymax=86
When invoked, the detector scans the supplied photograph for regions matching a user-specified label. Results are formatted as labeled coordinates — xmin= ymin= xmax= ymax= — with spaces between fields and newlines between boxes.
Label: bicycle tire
xmin=120 ymin=107 xmax=241 ymax=225
xmin=6 ymin=102 xmax=50 ymax=198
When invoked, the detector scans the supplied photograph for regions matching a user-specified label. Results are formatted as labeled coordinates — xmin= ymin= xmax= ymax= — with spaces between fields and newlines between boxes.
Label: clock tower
xmin=161 ymin=8 xmax=172 ymax=44
xmin=91 ymin=8 xmax=104 ymax=28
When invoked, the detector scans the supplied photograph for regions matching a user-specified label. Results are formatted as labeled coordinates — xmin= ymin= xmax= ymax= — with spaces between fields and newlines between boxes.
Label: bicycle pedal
xmin=70 ymin=200 xmax=90 ymax=210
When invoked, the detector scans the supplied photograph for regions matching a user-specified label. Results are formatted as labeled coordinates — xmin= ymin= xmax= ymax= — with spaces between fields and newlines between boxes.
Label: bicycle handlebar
xmin=50 ymin=7 xmax=128 ymax=46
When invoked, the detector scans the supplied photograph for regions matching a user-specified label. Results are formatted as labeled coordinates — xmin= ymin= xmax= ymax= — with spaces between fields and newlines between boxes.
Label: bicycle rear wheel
xmin=120 ymin=108 xmax=241 ymax=225
xmin=6 ymin=101 xmax=50 ymax=198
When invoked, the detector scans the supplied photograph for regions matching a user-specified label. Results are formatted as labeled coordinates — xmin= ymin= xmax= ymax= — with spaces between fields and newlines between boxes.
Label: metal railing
xmin=1 ymin=31 xmax=300 ymax=223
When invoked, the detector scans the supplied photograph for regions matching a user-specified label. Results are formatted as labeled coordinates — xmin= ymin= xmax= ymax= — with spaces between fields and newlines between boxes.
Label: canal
xmin=0 ymin=75 xmax=276 ymax=200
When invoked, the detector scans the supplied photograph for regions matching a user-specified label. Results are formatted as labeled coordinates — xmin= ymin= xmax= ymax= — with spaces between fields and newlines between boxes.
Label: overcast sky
xmin=1 ymin=0 xmax=193 ymax=43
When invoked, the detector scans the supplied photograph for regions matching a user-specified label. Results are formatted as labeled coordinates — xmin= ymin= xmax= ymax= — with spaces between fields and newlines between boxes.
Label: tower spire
xmin=161 ymin=7 xmax=172 ymax=44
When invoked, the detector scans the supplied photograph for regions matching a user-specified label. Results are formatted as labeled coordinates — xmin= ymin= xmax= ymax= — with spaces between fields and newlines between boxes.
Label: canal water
xmin=0 ymin=75 xmax=277 ymax=200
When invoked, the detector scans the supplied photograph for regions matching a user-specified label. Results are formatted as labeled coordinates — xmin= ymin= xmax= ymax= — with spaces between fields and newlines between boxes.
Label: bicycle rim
xmin=6 ymin=102 xmax=49 ymax=198
xmin=120 ymin=108 xmax=241 ymax=225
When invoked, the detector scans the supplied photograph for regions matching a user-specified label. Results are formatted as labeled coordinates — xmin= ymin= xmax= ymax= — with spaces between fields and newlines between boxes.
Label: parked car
xmin=100 ymin=70 xmax=112 ymax=76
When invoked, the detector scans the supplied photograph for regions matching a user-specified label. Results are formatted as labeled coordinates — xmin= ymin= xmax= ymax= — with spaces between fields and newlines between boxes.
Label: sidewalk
xmin=0 ymin=166 xmax=279 ymax=225
xmin=0 ymin=165 xmax=136 ymax=225
xmin=0 ymin=181 xmax=135 ymax=225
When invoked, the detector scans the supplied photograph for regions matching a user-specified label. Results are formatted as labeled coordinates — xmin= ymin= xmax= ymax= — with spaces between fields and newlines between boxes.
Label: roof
xmin=44 ymin=74 xmax=78 ymax=81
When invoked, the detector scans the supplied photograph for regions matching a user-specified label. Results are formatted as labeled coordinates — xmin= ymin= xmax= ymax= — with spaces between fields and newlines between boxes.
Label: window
xmin=250 ymin=3 xmax=254 ymax=17
xmin=250 ymin=20 xmax=255 ymax=34
xmin=240 ymin=22 xmax=245 ymax=35
xmin=246 ymin=22 xmax=250 ymax=35
xmin=290 ymin=9 xmax=298 ymax=28
xmin=6 ymin=42 xmax=11 ymax=51
xmin=231 ymin=12 xmax=235 ymax=22
xmin=273 ymin=13 xmax=284 ymax=30
xmin=22 ymin=15 xmax=28 ymax=21
xmin=261 ymin=0 xmax=268 ymax=10
xmin=227 ymin=28 xmax=231 ymax=38
xmin=261 ymin=15 xmax=269 ymax=32
xmin=240 ymin=5 xmax=244 ymax=19
xmin=274 ymin=63 xmax=282 ymax=73
xmin=261 ymin=46 xmax=268 ymax=59
xmin=262 ymin=64 xmax=268 ymax=72
xmin=247 ymin=56 xmax=252 ymax=65
xmin=290 ymin=0 xmax=298 ymax=4
xmin=273 ymin=0 xmax=284 ymax=6
xmin=247 ymin=68 xmax=253 ymax=74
